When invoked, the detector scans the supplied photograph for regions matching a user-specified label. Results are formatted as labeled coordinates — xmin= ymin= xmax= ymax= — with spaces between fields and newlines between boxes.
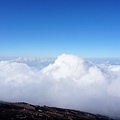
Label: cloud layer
xmin=0 ymin=54 xmax=120 ymax=118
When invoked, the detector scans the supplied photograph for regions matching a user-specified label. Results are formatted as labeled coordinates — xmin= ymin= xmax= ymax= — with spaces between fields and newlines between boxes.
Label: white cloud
xmin=0 ymin=54 xmax=120 ymax=118
xmin=9 ymin=57 xmax=54 ymax=70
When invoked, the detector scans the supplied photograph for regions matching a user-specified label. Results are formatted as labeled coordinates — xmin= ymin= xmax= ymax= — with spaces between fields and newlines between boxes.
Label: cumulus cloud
xmin=10 ymin=57 xmax=54 ymax=69
xmin=0 ymin=54 xmax=120 ymax=118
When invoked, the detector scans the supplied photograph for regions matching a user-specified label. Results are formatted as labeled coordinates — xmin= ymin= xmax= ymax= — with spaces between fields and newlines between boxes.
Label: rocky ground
xmin=0 ymin=102 xmax=117 ymax=120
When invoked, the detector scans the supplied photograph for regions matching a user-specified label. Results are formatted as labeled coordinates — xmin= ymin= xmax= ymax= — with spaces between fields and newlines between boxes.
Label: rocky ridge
xmin=0 ymin=102 xmax=118 ymax=120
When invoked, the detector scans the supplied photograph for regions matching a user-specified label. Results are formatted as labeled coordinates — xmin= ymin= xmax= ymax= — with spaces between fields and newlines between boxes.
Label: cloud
xmin=0 ymin=54 xmax=120 ymax=118
xmin=10 ymin=57 xmax=54 ymax=70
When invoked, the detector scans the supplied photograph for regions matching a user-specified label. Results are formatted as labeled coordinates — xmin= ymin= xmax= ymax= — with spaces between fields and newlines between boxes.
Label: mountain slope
xmin=0 ymin=102 xmax=117 ymax=120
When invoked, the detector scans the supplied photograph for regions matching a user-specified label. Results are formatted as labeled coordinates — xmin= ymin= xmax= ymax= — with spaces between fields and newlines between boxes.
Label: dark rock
xmin=0 ymin=102 xmax=117 ymax=120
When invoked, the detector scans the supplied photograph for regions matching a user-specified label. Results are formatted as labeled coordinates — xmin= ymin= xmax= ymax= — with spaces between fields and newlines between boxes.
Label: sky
xmin=0 ymin=0 xmax=120 ymax=58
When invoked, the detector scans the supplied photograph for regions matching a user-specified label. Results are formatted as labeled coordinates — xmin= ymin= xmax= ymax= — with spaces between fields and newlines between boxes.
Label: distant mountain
xmin=0 ymin=102 xmax=118 ymax=120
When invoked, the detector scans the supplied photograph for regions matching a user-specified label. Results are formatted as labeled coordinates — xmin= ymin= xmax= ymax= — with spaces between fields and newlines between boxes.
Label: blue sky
xmin=0 ymin=0 xmax=120 ymax=58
